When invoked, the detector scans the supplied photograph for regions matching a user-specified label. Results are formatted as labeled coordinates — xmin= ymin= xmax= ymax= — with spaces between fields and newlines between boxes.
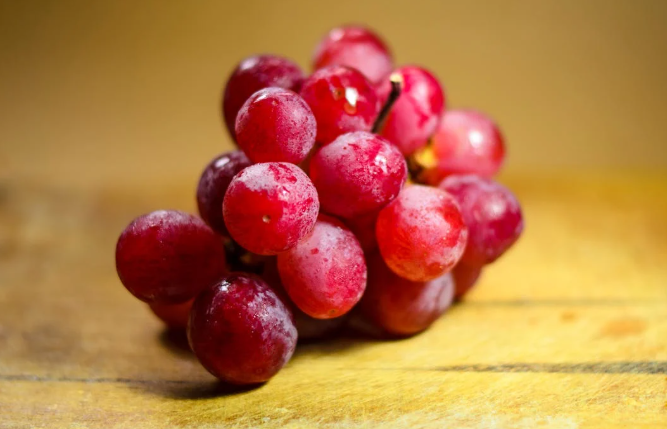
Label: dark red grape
xmin=223 ymin=237 xmax=270 ymax=274
xmin=376 ymin=185 xmax=467 ymax=282
xmin=188 ymin=273 xmax=297 ymax=385
xmin=196 ymin=151 xmax=252 ymax=236
xmin=148 ymin=299 xmax=194 ymax=330
xmin=312 ymin=26 xmax=393 ymax=84
xmin=377 ymin=66 xmax=445 ymax=155
xmin=439 ymin=175 xmax=524 ymax=266
xmin=293 ymin=311 xmax=347 ymax=341
xmin=235 ymin=87 xmax=316 ymax=164
xmin=115 ymin=210 xmax=226 ymax=303
xmin=300 ymin=66 xmax=379 ymax=145
xmin=222 ymin=55 xmax=304 ymax=140
xmin=344 ymin=209 xmax=380 ymax=253
xmin=452 ymin=263 xmax=483 ymax=301
xmin=277 ymin=214 xmax=366 ymax=319
xmin=223 ymin=162 xmax=319 ymax=255
xmin=360 ymin=253 xmax=454 ymax=336
xmin=309 ymin=131 xmax=407 ymax=218
xmin=423 ymin=110 xmax=505 ymax=185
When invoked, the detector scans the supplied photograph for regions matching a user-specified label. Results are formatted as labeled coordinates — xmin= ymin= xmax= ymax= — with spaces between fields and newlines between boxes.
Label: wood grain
xmin=0 ymin=172 xmax=666 ymax=428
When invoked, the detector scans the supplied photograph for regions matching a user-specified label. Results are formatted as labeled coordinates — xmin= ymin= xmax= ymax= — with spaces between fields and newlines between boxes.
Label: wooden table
xmin=1 ymin=172 xmax=666 ymax=428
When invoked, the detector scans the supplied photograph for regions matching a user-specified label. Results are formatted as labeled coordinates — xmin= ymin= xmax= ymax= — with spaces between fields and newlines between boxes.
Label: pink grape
xmin=439 ymin=174 xmax=524 ymax=266
xmin=222 ymin=55 xmax=304 ymax=140
xmin=196 ymin=151 xmax=252 ymax=236
xmin=360 ymin=253 xmax=455 ymax=336
xmin=300 ymin=66 xmax=379 ymax=145
xmin=423 ymin=110 xmax=505 ymax=185
xmin=115 ymin=210 xmax=226 ymax=303
xmin=377 ymin=66 xmax=445 ymax=155
xmin=309 ymin=131 xmax=407 ymax=218
xmin=277 ymin=214 xmax=367 ymax=319
xmin=235 ymin=87 xmax=316 ymax=164
xmin=262 ymin=259 xmax=346 ymax=341
xmin=188 ymin=273 xmax=297 ymax=385
xmin=312 ymin=26 xmax=393 ymax=84
xmin=376 ymin=185 xmax=467 ymax=282
xmin=223 ymin=162 xmax=319 ymax=255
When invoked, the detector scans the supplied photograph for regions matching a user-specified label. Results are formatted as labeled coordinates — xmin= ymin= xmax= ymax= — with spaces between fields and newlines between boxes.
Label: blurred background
xmin=1 ymin=0 xmax=666 ymax=192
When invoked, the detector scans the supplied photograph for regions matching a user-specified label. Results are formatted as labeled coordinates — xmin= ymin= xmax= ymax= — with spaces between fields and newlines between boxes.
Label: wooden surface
xmin=0 ymin=172 xmax=666 ymax=428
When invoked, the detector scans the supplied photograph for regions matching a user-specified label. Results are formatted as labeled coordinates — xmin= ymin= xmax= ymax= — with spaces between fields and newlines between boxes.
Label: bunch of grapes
xmin=115 ymin=25 xmax=524 ymax=386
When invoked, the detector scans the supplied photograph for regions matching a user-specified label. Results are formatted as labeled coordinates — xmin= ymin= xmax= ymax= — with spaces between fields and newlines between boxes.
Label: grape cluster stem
xmin=371 ymin=73 xmax=403 ymax=133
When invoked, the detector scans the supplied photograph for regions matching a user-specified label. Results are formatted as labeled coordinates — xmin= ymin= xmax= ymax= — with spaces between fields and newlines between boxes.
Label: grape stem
xmin=371 ymin=73 xmax=403 ymax=133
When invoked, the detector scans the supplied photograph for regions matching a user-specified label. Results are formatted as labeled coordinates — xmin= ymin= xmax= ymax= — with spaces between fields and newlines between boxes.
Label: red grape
xmin=376 ymin=185 xmax=467 ymax=282
xmin=223 ymin=162 xmax=319 ymax=255
xmin=452 ymin=263 xmax=483 ymax=301
xmin=115 ymin=210 xmax=226 ymax=303
xmin=222 ymin=55 xmax=304 ymax=140
xmin=377 ymin=66 xmax=445 ymax=155
xmin=312 ymin=26 xmax=393 ymax=85
xmin=439 ymin=175 xmax=524 ymax=266
xmin=300 ymin=66 xmax=379 ymax=145
xmin=423 ymin=110 xmax=505 ymax=185
xmin=262 ymin=258 xmax=347 ymax=341
xmin=235 ymin=87 xmax=316 ymax=164
xmin=277 ymin=214 xmax=367 ymax=319
xmin=188 ymin=273 xmax=297 ymax=385
xmin=309 ymin=131 xmax=407 ymax=218
xmin=196 ymin=151 xmax=252 ymax=236
xmin=148 ymin=299 xmax=194 ymax=330
xmin=360 ymin=253 xmax=455 ymax=336
xmin=344 ymin=209 xmax=380 ymax=253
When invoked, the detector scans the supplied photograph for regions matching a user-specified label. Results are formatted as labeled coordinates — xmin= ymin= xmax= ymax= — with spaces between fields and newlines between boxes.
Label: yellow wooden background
xmin=1 ymin=1 xmax=666 ymax=428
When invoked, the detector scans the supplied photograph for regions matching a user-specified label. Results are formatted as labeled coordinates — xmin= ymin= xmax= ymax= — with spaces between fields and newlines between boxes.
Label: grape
xmin=223 ymin=237 xmax=270 ymax=274
xmin=196 ymin=151 xmax=252 ymax=236
xmin=344 ymin=209 xmax=380 ymax=253
xmin=235 ymin=87 xmax=316 ymax=164
xmin=277 ymin=214 xmax=367 ymax=319
xmin=223 ymin=162 xmax=319 ymax=255
xmin=452 ymin=263 xmax=482 ymax=301
xmin=293 ymin=311 xmax=347 ymax=341
xmin=376 ymin=66 xmax=445 ymax=155
xmin=300 ymin=66 xmax=379 ymax=145
xmin=360 ymin=253 xmax=454 ymax=336
xmin=422 ymin=110 xmax=505 ymax=185
xmin=309 ymin=131 xmax=407 ymax=218
xmin=312 ymin=26 xmax=393 ymax=84
xmin=148 ymin=299 xmax=193 ymax=330
xmin=439 ymin=175 xmax=524 ymax=266
xmin=188 ymin=273 xmax=297 ymax=385
xmin=376 ymin=185 xmax=467 ymax=282
xmin=222 ymin=55 xmax=304 ymax=140
xmin=115 ymin=210 xmax=226 ymax=303
xmin=346 ymin=311 xmax=387 ymax=339
xmin=262 ymin=259 xmax=346 ymax=341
